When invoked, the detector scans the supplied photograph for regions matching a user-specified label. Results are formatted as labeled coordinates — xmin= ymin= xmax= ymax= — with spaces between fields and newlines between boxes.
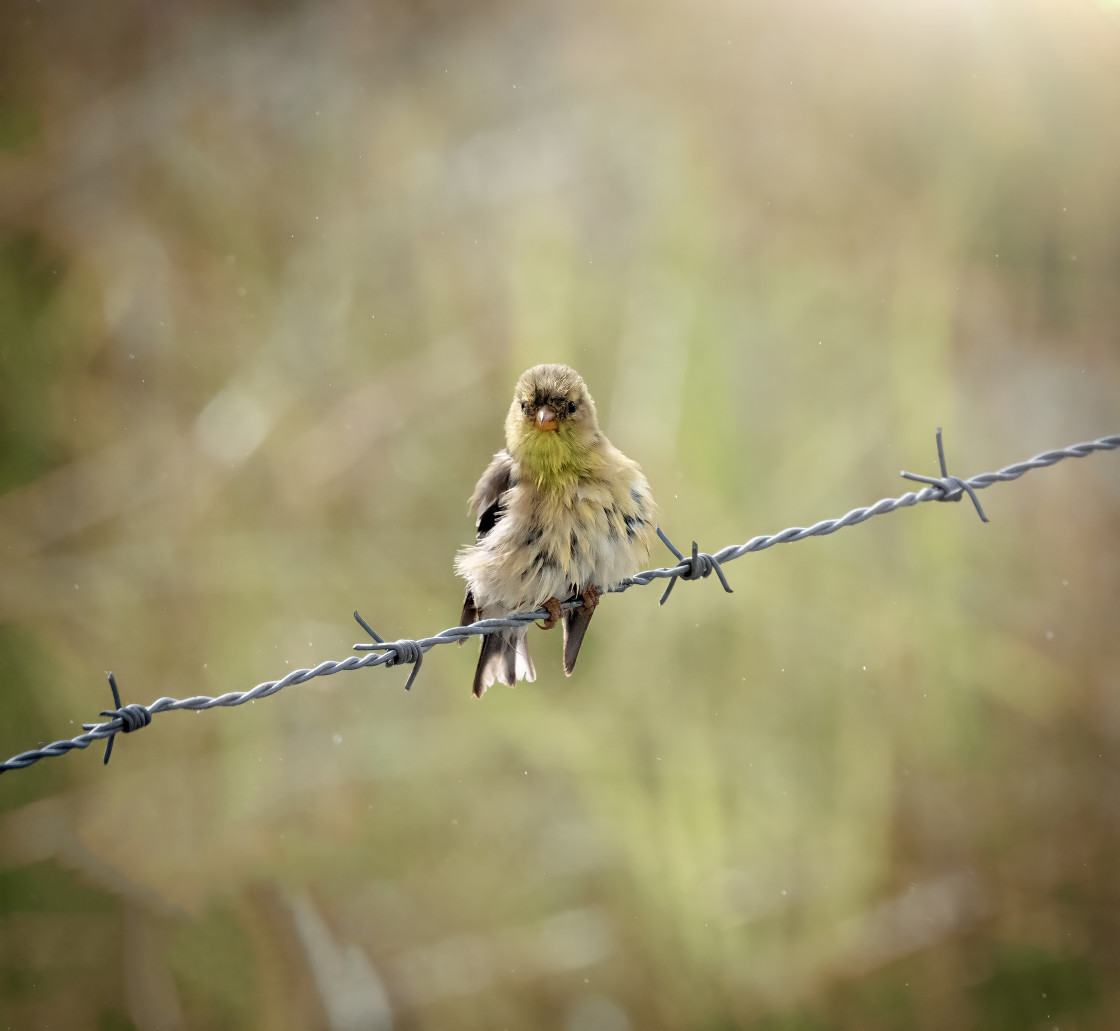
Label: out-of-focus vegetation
xmin=1 ymin=0 xmax=1119 ymax=1028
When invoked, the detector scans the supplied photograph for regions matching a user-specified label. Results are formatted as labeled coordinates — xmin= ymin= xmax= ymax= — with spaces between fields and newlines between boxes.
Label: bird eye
xmin=567 ymin=401 xmax=577 ymax=414
xmin=520 ymin=401 xmax=528 ymax=413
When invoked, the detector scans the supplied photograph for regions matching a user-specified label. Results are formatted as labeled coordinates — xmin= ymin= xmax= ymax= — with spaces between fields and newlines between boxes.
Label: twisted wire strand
xmin=2 ymin=431 xmax=1117 ymax=775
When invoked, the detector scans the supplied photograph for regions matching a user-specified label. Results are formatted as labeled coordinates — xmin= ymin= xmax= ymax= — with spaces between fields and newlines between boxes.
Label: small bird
xmin=456 ymin=363 xmax=658 ymax=697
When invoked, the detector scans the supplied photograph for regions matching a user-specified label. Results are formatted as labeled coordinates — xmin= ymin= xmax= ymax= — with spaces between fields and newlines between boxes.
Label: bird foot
xmin=580 ymin=585 xmax=600 ymax=615
xmin=537 ymin=597 xmax=563 ymax=630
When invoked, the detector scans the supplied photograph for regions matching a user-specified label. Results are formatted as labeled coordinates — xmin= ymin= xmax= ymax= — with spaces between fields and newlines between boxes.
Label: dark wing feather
xmin=459 ymin=451 xmax=514 ymax=637
xmin=562 ymin=607 xmax=595 ymax=676
xmin=460 ymin=591 xmax=479 ymax=629
xmin=476 ymin=497 xmax=502 ymax=539
xmin=468 ymin=450 xmax=514 ymax=536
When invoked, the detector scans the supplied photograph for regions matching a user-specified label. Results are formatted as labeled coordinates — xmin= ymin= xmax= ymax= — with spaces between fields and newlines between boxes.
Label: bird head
xmin=504 ymin=364 xmax=602 ymax=489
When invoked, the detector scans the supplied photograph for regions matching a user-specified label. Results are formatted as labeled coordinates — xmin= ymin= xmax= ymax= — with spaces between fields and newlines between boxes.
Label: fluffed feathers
xmin=456 ymin=363 xmax=657 ymax=696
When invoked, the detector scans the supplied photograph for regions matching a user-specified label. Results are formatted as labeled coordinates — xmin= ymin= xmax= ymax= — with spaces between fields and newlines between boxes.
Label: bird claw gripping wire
xmin=352 ymin=610 xmax=424 ymax=691
xmin=655 ymin=527 xmax=734 ymax=605
xmin=900 ymin=427 xmax=989 ymax=523
xmin=82 ymin=672 xmax=152 ymax=765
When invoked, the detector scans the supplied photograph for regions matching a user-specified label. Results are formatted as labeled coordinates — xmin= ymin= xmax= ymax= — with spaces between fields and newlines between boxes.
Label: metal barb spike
xmin=352 ymin=610 xmax=384 ymax=645
xmin=87 ymin=672 xmax=152 ymax=766
xmin=352 ymin=615 xmax=423 ymax=690
xmin=900 ymin=428 xmax=989 ymax=523
xmin=656 ymin=528 xmax=734 ymax=604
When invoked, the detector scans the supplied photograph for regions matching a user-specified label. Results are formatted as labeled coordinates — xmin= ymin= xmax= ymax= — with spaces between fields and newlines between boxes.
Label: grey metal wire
xmin=2 ymin=430 xmax=1117 ymax=776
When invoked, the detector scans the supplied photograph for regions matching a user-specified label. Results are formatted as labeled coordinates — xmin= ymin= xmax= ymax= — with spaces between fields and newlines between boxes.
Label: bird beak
xmin=534 ymin=406 xmax=559 ymax=432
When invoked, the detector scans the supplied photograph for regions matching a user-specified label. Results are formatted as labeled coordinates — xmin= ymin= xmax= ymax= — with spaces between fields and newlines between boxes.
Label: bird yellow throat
xmin=519 ymin=425 xmax=599 ymax=491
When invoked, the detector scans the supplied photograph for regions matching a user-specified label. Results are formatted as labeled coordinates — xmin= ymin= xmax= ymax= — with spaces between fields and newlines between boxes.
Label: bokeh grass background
xmin=2 ymin=0 xmax=1119 ymax=1028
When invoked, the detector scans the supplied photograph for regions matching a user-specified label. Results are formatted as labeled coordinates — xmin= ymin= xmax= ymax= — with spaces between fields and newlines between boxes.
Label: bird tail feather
xmin=473 ymin=628 xmax=535 ymax=698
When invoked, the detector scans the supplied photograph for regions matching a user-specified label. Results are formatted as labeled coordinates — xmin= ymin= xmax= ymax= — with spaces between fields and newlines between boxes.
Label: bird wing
xmin=562 ymin=606 xmax=594 ymax=676
xmin=468 ymin=449 xmax=514 ymax=534
xmin=460 ymin=450 xmax=514 ymax=628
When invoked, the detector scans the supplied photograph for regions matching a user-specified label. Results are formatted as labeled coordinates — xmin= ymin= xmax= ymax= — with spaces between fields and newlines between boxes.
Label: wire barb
xmin=900 ymin=427 xmax=989 ymax=523
xmin=655 ymin=527 xmax=734 ymax=605
xmin=352 ymin=609 xmax=384 ymax=644
xmin=2 ymin=429 xmax=1117 ymax=776
xmin=81 ymin=672 xmax=153 ymax=765
xmin=353 ymin=611 xmax=424 ymax=691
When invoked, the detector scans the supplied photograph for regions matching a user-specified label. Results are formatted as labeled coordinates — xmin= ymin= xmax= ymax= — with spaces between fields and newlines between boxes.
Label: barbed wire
xmin=2 ymin=429 xmax=1117 ymax=776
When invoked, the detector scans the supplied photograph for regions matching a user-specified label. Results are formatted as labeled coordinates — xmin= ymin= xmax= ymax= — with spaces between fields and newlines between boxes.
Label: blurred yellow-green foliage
xmin=2 ymin=0 xmax=1119 ymax=1028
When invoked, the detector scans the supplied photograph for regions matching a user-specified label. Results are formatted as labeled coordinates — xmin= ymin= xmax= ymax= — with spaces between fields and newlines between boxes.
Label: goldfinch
xmin=456 ymin=363 xmax=658 ymax=697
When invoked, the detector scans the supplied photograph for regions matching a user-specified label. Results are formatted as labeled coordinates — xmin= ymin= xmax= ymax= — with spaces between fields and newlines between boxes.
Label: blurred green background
xmin=2 ymin=0 xmax=1119 ymax=1028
